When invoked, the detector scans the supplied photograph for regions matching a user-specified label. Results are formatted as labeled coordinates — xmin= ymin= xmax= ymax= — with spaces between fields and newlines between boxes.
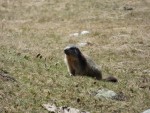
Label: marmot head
xmin=64 ymin=45 xmax=81 ymax=57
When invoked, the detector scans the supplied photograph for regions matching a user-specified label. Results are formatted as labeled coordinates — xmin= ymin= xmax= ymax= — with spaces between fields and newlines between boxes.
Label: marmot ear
xmin=74 ymin=49 xmax=79 ymax=55
xmin=75 ymin=49 xmax=81 ymax=56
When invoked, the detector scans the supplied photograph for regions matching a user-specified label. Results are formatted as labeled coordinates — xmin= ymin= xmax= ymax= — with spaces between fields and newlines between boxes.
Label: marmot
xmin=64 ymin=45 xmax=118 ymax=82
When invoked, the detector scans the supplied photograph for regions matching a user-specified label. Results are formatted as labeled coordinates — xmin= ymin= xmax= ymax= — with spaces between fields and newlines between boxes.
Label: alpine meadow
xmin=0 ymin=0 xmax=150 ymax=113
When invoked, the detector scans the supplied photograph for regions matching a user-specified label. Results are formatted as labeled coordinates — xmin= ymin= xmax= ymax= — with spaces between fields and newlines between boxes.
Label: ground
xmin=0 ymin=0 xmax=150 ymax=113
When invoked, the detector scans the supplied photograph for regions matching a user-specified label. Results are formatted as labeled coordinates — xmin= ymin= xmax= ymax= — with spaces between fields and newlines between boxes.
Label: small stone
xmin=78 ymin=42 xmax=88 ymax=47
xmin=42 ymin=104 xmax=57 ymax=112
xmin=142 ymin=109 xmax=150 ymax=113
xmin=43 ymin=103 xmax=90 ymax=113
xmin=112 ymin=91 xmax=127 ymax=101
xmin=77 ymin=42 xmax=92 ymax=47
xmin=94 ymin=88 xmax=117 ymax=99
xmin=69 ymin=30 xmax=90 ymax=37
xmin=80 ymin=31 xmax=90 ymax=35
xmin=69 ymin=33 xmax=79 ymax=37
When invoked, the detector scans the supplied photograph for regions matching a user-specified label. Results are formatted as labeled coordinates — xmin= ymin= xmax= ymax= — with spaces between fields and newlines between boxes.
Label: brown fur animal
xmin=64 ymin=45 xmax=118 ymax=82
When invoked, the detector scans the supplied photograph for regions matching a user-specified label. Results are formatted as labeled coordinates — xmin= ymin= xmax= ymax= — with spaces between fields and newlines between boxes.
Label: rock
xmin=112 ymin=91 xmax=127 ymax=101
xmin=80 ymin=31 xmax=90 ymax=35
xmin=94 ymin=88 xmax=117 ymax=99
xmin=78 ymin=42 xmax=88 ymax=47
xmin=43 ymin=104 xmax=57 ymax=112
xmin=69 ymin=33 xmax=79 ymax=37
xmin=69 ymin=30 xmax=90 ymax=37
xmin=77 ymin=42 xmax=92 ymax=47
xmin=93 ymin=89 xmax=127 ymax=101
xmin=142 ymin=109 xmax=150 ymax=113
xmin=43 ymin=103 xmax=90 ymax=113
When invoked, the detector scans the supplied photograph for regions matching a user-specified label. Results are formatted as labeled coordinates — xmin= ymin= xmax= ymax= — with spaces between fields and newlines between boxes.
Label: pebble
xmin=142 ymin=109 xmax=150 ymax=113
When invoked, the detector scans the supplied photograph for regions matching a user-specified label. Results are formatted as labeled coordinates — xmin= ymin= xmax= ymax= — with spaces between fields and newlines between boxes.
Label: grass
xmin=0 ymin=0 xmax=150 ymax=112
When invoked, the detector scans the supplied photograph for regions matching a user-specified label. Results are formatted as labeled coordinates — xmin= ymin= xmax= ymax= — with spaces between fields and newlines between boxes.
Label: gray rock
xmin=69 ymin=33 xmax=79 ymax=37
xmin=43 ymin=103 xmax=90 ymax=113
xmin=142 ymin=109 xmax=150 ymax=113
xmin=77 ymin=42 xmax=92 ymax=47
xmin=94 ymin=88 xmax=117 ymax=99
xmin=80 ymin=31 xmax=90 ymax=35
xmin=69 ymin=30 xmax=90 ymax=37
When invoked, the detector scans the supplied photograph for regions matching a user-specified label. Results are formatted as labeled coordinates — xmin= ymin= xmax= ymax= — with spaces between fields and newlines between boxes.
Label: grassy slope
xmin=0 ymin=0 xmax=150 ymax=112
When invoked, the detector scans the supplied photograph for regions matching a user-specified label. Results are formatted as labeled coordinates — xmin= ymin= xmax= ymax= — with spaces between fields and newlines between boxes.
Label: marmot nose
xmin=64 ymin=49 xmax=68 ymax=54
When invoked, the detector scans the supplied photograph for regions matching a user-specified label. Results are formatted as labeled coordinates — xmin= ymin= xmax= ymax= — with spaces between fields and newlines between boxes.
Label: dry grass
xmin=0 ymin=0 xmax=150 ymax=113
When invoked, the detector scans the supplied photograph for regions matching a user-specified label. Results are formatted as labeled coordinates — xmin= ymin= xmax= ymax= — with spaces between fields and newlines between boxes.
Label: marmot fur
xmin=64 ymin=45 xmax=118 ymax=82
